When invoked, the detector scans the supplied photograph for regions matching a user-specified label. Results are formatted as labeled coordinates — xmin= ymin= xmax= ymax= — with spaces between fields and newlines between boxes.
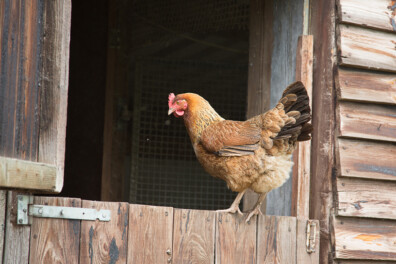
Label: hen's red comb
xmin=168 ymin=93 xmax=175 ymax=108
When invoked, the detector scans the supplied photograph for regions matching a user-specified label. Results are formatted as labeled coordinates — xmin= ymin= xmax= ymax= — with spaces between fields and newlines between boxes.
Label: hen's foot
xmin=216 ymin=206 xmax=243 ymax=216
xmin=245 ymin=207 xmax=262 ymax=223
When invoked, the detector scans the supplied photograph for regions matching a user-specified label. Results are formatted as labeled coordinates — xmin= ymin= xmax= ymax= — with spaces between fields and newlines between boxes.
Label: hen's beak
xmin=168 ymin=108 xmax=175 ymax=115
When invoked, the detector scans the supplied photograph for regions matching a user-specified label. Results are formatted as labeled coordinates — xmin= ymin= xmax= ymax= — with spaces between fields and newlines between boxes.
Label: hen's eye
xmin=177 ymin=101 xmax=181 ymax=105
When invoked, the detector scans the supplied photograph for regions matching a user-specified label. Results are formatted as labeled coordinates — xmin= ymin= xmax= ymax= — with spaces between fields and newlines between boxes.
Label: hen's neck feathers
xmin=180 ymin=94 xmax=223 ymax=144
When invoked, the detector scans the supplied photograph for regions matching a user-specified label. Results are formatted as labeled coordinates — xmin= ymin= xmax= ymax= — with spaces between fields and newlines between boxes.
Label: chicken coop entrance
xmin=126 ymin=1 xmax=250 ymax=209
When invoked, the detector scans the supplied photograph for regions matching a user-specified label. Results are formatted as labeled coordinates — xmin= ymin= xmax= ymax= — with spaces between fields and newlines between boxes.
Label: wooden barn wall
xmin=0 ymin=0 xmax=71 ymax=192
xmin=333 ymin=0 xmax=396 ymax=262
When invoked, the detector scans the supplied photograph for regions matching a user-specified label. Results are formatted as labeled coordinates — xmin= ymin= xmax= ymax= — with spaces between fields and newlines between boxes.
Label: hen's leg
xmin=216 ymin=189 xmax=247 ymax=215
xmin=246 ymin=192 xmax=267 ymax=222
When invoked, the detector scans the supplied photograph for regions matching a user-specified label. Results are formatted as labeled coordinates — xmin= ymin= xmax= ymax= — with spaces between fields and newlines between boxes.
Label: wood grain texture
xmin=337 ymin=177 xmax=396 ymax=220
xmin=336 ymin=67 xmax=396 ymax=105
xmin=173 ymin=209 xmax=215 ymax=264
xmin=292 ymin=35 xmax=313 ymax=219
xmin=0 ymin=156 xmax=57 ymax=191
xmin=335 ymin=261 xmax=396 ymax=264
xmin=338 ymin=138 xmax=396 ymax=181
xmin=338 ymin=24 xmax=396 ymax=73
xmin=244 ymin=0 xmax=273 ymax=213
xmin=310 ymin=0 xmax=337 ymax=263
xmin=80 ymin=201 xmax=128 ymax=264
xmin=0 ymin=190 xmax=5 ymax=264
xmin=38 ymin=0 xmax=71 ymax=192
xmin=257 ymin=215 xmax=296 ymax=264
xmin=29 ymin=196 xmax=81 ymax=264
xmin=3 ymin=192 xmax=30 ymax=264
xmin=334 ymin=216 xmax=396 ymax=260
xmin=128 ymin=204 xmax=173 ymax=264
xmin=215 ymin=212 xmax=256 ymax=264
xmin=265 ymin=0 xmax=304 ymax=217
xmin=296 ymin=219 xmax=320 ymax=264
xmin=338 ymin=101 xmax=396 ymax=142
xmin=337 ymin=0 xmax=396 ymax=33
xmin=0 ymin=0 xmax=42 ymax=161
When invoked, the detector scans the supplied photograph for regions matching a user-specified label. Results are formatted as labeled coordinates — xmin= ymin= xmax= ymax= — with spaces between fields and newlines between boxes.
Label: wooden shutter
xmin=0 ymin=0 xmax=71 ymax=192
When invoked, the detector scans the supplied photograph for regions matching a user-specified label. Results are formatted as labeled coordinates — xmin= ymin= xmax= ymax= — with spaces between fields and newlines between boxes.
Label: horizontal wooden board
xmin=338 ymin=138 xmax=396 ymax=181
xmin=0 ymin=156 xmax=57 ymax=191
xmin=338 ymin=24 xmax=396 ymax=72
xmin=337 ymin=0 xmax=396 ymax=32
xmin=338 ymin=101 xmax=396 ymax=142
xmin=337 ymin=177 xmax=396 ymax=220
xmin=334 ymin=216 xmax=396 ymax=260
xmin=173 ymin=209 xmax=215 ymax=264
xmin=336 ymin=68 xmax=396 ymax=105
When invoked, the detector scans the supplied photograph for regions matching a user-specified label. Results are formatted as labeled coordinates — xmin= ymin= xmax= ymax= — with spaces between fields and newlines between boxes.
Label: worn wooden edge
xmin=333 ymin=216 xmax=396 ymax=260
xmin=292 ymin=35 xmax=313 ymax=219
xmin=0 ymin=190 xmax=6 ymax=264
xmin=0 ymin=156 xmax=58 ymax=192
xmin=3 ymin=191 xmax=31 ymax=264
xmin=336 ymin=177 xmax=396 ymax=220
xmin=37 ymin=0 xmax=72 ymax=193
xmin=336 ymin=0 xmax=396 ymax=33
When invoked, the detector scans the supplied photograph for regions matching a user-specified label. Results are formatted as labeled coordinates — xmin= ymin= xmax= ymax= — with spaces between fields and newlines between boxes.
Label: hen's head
xmin=168 ymin=93 xmax=188 ymax=117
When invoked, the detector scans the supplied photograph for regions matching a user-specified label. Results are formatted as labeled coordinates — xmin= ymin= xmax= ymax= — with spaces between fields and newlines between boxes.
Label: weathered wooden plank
xmin=257 ymin=215 xmax=296 ymax=264
xmin=338 ymin=24 xmax=396 ymax=72
xmin=0 ymin=156 xmax=57 ymax=191
xmin=0 ymin=0 xmax=42 ymax=161
xmin=296 ymin=219 xmax=320 ymax=264
xmin=243 ymin=0 xmax=273 ymax=212
xmin=337 ymin=177 xmax=396 ymax=220
xmin=336 ymin=68 xmax=396 ymax=105
xmin=128 ymin=204 xmax=173 ymax=264
xmin=29 ymin=196 xmax=81 ymax=264
xmin=3 ymin=192 xmax=30 ymax=264
xmin=0 ymin=190 xmax=6 ymax=264
xmin=173 ymin=209 xmax=215 ymax=264
xmin=80 ymin=201 xmax=128 ymax=264
xmin=215 ymin=212 xmax=256 ymax=263
xmin=338 ymin=138 xmax=396 ymax=181
xmin=338 ymin=101 xmax=396 ymax=142
xmin=337 ymin=0 xmax=396 ymax=32
xmin=310 ymin=0 xmax=337 ymax=263
xmin=38 ymin=0 xmax=71 ymax=192
xmin=334 ymin=216 xmax=396 ymax=260
xmin=292 ymin=35 xmax=313 ymax=219
xmin=335 ymin=261 xmax=396 ymax=264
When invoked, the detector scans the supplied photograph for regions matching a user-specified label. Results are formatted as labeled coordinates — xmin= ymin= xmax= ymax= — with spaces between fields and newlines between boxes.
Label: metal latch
xmin=17 ymin=195 xmax=111 ymax=225
xmin=306 ymin=220 xmax=317 ymax=253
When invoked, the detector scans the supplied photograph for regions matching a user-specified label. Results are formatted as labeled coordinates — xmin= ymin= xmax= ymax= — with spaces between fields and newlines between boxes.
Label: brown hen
xmin=168 ymin=81 xmax=312 ymax=222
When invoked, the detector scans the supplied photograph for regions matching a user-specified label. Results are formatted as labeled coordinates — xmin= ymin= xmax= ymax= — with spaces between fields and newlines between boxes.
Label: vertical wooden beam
xmin=29 ymin=197 xmax=81 ymax=264
xmin=79 ymin=201 xmax=129 ymax=264
xmin=128 ymin=204 xmax=173 ymax=263
xmin=309 ymin=0 xmax=336 ymax=263
xmin=0 ymin=190 xmax=5 ymax=264
xmin=215 ymin=213 xmax=257 ymax=263
xmin=37 ymin=0 xmax=71 ymax=192
xmin=3 ymin=192 xmax=30 ymax=264
xmin=244 ymin=0 xmax=273 ymax=212
xmin=173 ymin=209 xmax=215 ymax=263
xmin=291 ymin=35 xmax=313 ymax=219
xmin=257 ymin=215 xmax=297 ymax=264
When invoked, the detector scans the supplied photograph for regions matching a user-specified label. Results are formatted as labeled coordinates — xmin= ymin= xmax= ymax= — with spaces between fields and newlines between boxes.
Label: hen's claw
xmin=245 ymin=207 xmax=262 ymax=223
xmin=216 ymin=206 xmax=243 ymax=216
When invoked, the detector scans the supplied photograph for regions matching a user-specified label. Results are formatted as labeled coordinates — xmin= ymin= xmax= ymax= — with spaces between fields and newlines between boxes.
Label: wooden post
xmin=291 ymin=35 xmax=313 ymax=219
xmin=243 ymin=0 xmax=273 ymax=212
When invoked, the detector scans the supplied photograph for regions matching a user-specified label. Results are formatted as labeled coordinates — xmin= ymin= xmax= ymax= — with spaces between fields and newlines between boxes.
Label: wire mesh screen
xmin=130 ymin=59 xmax=248 ymax=210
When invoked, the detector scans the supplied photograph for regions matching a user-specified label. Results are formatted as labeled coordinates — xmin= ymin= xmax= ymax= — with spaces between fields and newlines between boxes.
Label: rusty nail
xmin=18 ymin=219 xmax=23 ymax=223
xmin=340 ymin=221 xmax=344 ymax=225
xmin=38 ymin=208 xmax=43 ymax=214
xmin=166 ymin=249 xmax=171 ymax=255
xmin=23 ymin=208 xmax=27 ymax=213
xmin=167 ymin=257 xmax=172 ymax=263
xmin=60 ymin=210 xmax=64 ymax=215
xmin=165 ymin=212 xmax=168 ymax=216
